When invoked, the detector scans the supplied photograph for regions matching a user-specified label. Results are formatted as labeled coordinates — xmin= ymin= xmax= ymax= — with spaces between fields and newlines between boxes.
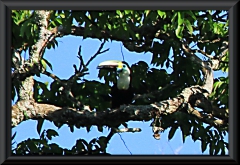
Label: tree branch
xmin=40 ymin=42 xmax=109 ymax=110
xmin=113 ymin=128 xmax=142 ymax=133
xmin=12 ymin=78 xmax=223 ymax=128
xmin=187 ymin=103 xmax=227 ymax=128
xmin=12 ymin=11 xmax=59 ymax=82
xmin=85 ymin=41 xmax=109 ymax=67
xmin=12 ymin=43 xmax=221 ymax=128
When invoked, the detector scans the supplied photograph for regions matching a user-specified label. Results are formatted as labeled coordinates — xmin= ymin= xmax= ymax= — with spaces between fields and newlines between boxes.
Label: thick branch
xmin=18 ymin=76 xmax=34 ymax=101
xmin=29 ymin=10 xmax=52 ymax=62
xmin=12 ymin=80 xmax=224 ymax=128
xmin=12 ymin=51 xmax=222 ymax=128
xmin=12 ymin=10 xmax=59 ymax=82
xmin=58 ymin=20 xmax=167 ymax=53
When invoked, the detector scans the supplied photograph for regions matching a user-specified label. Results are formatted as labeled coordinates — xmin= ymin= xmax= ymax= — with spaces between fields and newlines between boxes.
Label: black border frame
xmin=0 ymin=0 xmax=238 ymax=164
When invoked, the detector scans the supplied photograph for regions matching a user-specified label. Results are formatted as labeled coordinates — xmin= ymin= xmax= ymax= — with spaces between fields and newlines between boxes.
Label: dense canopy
xmin=11 ymin=10 xmax=228 ymax=156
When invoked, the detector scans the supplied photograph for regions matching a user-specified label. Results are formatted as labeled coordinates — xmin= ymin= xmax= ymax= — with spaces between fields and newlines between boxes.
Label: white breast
xmin=117 ymin=74 xmax=130 ymax=90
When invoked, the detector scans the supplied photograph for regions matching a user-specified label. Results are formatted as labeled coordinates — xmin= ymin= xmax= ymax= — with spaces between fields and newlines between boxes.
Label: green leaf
xmin=171 ymin=12 xmax=178 ymax=23
xmin=55 ymin=17 xmax=62 ymax=25
xmin=26 ymin=140 xmax=39 ymax=153
xmin=63 ymin=148 xmax=72 ymax=155
xmin=52 ymin=39 xmax=59 ymax=48
xmin=222 ymin=142 xmax=228 ymax=155
xmin=49 ymin=143 xmax=63 ymax=154
xmin=69 ymin=125 xmax=74 ymax=132
xmin=168 ymin=126 xmax=177 ymax=140
xmin=209 ymin=141 xmax=214 ymax=155
xmin=186 ymin=11 xmax=196 ymax=20
xmin=97 ymin=126 xmax=103 ymax=132
xmin=180 ymin=125 xmax=187 ymax=143
xmin=51 ymin=20 xmax=57 ymax=27
xmin=177 ymin=12 xmax=184 ymax=26
xmin=214 ymin=140 xmax=221 ymax=155
xmin=19 ymin=21 xmax=28 ymax=37
xmin=185 ymin=19 xmax=193 ymax=34
xmin=75 ymin=139 xmax=85 ymax=151
xmin=175 ymin=25 xmax=184 ymax=39
xmin=145 ymin=10 xmax=151 ymax=17
xmin=86 ymin=125 xmax=91 ymax=132
xmin=122 ymin=122 xmax=128 ymax=128
xmin=41 ymin=58 xmax=53 ymax=71
xmin=97 ymin=136 xmax=107 ymax=150
xmin=40 ymin=129 xmax=46 ymax=140
xmin=54 ymin=122 xmax=64 ymax=129
xmin=40 ymin=59 xmax=47 ymax=70
xmin=116 ymin=10 xmax=123 ymax=18
xmin=46 ymin=129 xmax=59 ymax=140
xmin=80 ymin=139 xmax=89 ymax=147
xmin=124 ymin=10 xmax=132 ymax=15
xmin=59 ymin=13 xmax=65 ymax=18
xmin=191 ymin=126 xmax=199 ymax=142
xmin=36 ymin=81 xmax=49 ymax=97
xmin=37 ymin=119 xmax=44 ymax=135
xmin=221 ymin=148 xmax=226 ymax=155
xmin=157 ymin=10 xmax=166 ymax=19
xmin=89 ymin=138 xmax=97 ymax=145
xmin=201 ymin=140 xmax=207 ymax=153
xmin=166 ymin=59 xmax=170 ymax=68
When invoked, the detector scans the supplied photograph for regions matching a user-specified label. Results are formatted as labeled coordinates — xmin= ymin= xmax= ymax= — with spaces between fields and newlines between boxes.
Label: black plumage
xmin=110 ymin=77 xmax=133 ymax=109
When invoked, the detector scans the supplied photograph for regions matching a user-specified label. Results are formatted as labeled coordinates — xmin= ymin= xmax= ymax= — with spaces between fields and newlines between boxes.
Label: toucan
xmin=97 ymin=60 xmax=134 ymax=109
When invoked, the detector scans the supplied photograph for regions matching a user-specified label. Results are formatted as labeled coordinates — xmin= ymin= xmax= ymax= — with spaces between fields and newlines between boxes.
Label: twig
xmin=43 ymin=70 xmax=61 ymax=83
xmin=42 ymin=43 xmax=109 ymax=110
xmin=85 ymin=41 xmax=109 ymax=66
xmin=113 ymin=128 xmax=142 ymax=133
xmin=182 ymin=41 xmax=214 ymax=59
xmin=194 ymin=49 xmax=214 ymax=59
xmin=218 ymin=48 xmax=228 ymax=60
xmin=77 ymin=45 xmax=86 ymax=71
xmin=182 ymin=43 xmax=212 ymax=71
xmin=198 ymin=38 xmax=221 ymax=44
xmin=43 ymin=70 xmax=83 ymax=109
xmin=58 ymin=42 xmax=108 ymax=109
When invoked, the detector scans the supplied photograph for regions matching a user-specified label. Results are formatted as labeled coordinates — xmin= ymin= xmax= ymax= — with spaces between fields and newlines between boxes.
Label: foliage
xmin=12 ymin=128 xmax=109 ymax=155
xmin=11 ymin=10 xmax=229 ymax=155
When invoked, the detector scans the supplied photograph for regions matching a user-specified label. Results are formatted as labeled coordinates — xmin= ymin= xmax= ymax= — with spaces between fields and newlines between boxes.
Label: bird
xmin=97 ymin=60 xmax=134 ymax=109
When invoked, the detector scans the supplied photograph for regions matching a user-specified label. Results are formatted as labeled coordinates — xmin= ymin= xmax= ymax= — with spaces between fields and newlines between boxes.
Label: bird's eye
xmin=123 ymin=64 xmax=126 ymax=68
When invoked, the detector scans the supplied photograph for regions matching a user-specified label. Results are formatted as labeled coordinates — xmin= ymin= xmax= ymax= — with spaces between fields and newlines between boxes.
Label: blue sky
xmin=12 ymin=34 xmax=228 ymax=155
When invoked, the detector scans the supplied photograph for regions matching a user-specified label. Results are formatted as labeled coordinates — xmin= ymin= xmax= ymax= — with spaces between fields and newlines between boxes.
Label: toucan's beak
xmin=97 ymin=60 xmax=123 ymax=69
